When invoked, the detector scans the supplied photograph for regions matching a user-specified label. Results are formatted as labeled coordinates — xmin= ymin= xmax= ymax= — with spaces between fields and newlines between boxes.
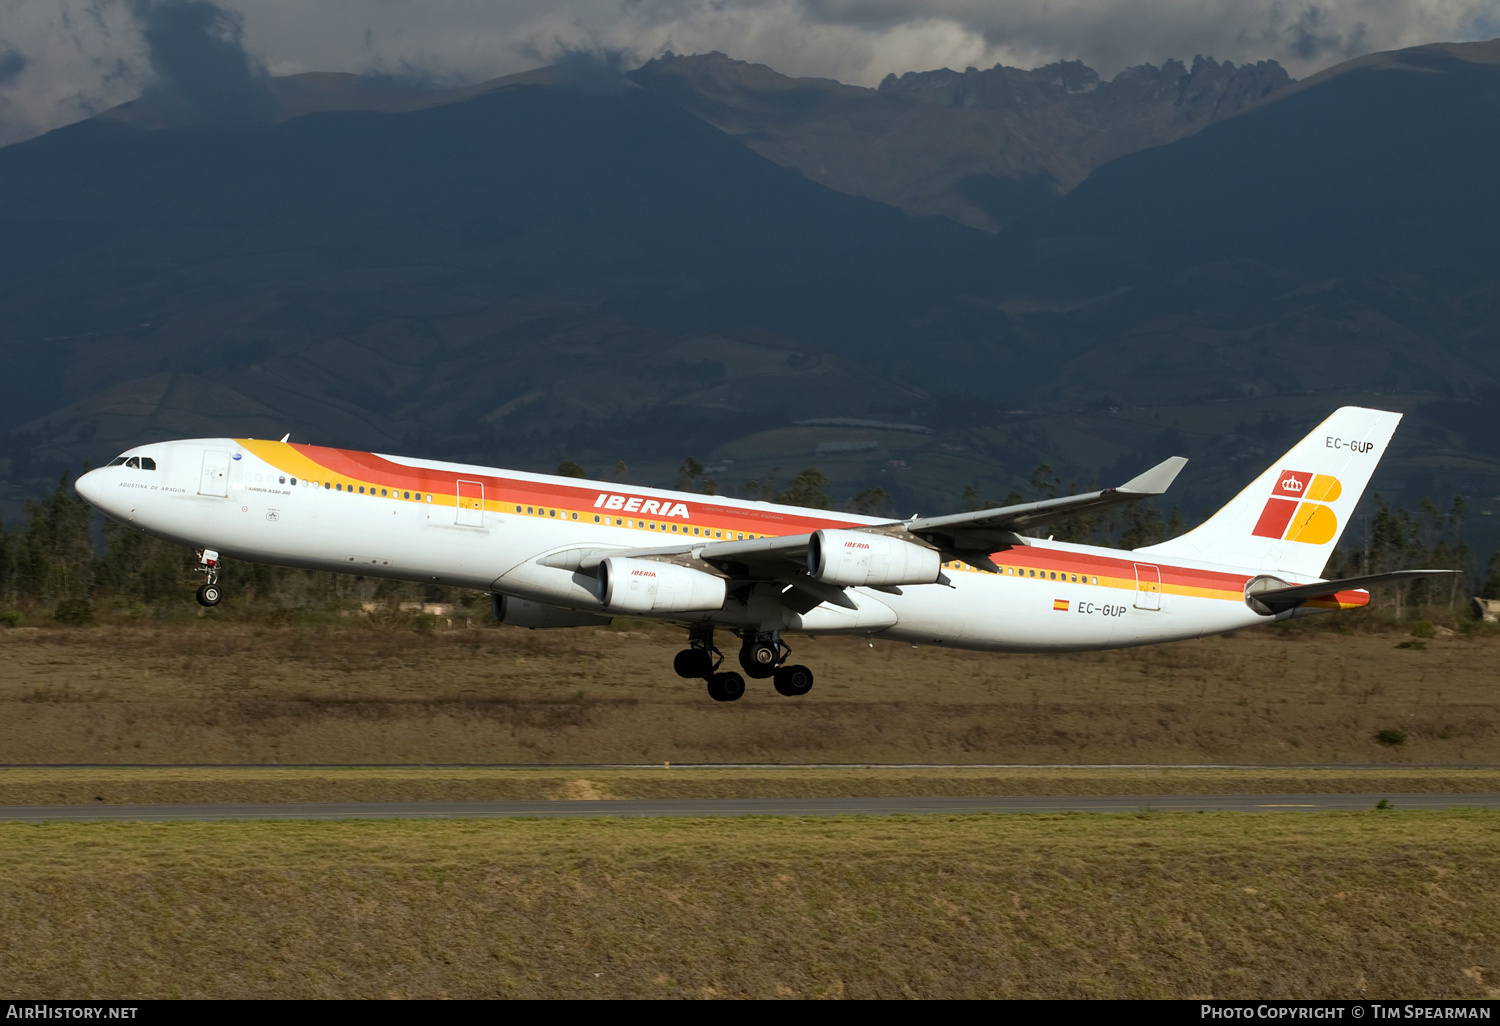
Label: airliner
xmin=74 ymin=406 xmax=1448 ymax=701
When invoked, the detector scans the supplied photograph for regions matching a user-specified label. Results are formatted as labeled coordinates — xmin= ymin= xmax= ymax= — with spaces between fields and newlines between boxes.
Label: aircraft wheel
xmin=674 ymin=649 xmax=712 ymax=679
xmin=774 ymin=664 xmax=814 ymax=697
xmin=196 ymin=584 xmax=222 ymax=607
xmin=707 ymin=672 xmax=746 ymax=702
xmin=738 ymin=641 xmax=779 ymax=679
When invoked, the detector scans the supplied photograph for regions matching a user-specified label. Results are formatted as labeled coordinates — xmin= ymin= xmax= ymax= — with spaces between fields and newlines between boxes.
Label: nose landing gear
xmin=194 ymin=549 xmax=223 ymax=607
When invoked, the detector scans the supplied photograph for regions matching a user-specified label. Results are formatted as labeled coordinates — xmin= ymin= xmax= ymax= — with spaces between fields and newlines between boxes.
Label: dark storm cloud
xmin=131 ymin=0 xmax=274 ymax=122
xmin=0 ymin=47 xmax=26 ymax=86
xmin=1287 ymin=5 xmax=1366 ymax=62
xmin=2 ymin=0 xmax=1497 ymax=147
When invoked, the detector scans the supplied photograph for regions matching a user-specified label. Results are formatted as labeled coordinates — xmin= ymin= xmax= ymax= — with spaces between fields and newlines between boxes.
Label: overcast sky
xmin=1 ymin=0 xmax=1497 ymax=146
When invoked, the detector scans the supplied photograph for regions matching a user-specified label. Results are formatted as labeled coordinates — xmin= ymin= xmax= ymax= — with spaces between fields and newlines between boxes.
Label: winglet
xmin=1118 ymin=456 xmax=1187 ymax=495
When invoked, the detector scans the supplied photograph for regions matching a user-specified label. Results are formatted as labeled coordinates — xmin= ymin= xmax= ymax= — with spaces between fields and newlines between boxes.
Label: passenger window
xmin=514 ymin=504 xmax=521 ymax=512
xmin=425 ymin=494 xmax=432 ymax=503
xmin=571 ymin=512 xmax=578 ymax=520
xmin=1091 ymin=576 xmax=1099 ymax=585
xmin=279 ymin=476 xmax=286 ymax=484
xmin=527 ymin=506 xmax=534 ymax=514
xmin=290 ymin=478 xmax=297 ymax=486
xmin=549 ymin=509 xmax=556 ymax=518
xmin=336 ymin=483 xmax=342 ymax=491
xmin=358 ymin=486 xmax=365 ymax=494
xmin=593 ymin=515 xmax=601 ymax=523
xmin=649 ymin=522 xmax=657 ymax=530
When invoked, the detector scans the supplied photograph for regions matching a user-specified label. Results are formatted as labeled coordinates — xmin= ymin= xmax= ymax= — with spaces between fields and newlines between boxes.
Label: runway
xmin=1 ymin=793 xmax=1497 ymax=822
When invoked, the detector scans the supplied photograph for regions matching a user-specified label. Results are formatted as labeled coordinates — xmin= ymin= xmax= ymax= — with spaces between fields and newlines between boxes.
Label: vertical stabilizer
xmin=1136 ymin=406 xmax=1401 ymax=577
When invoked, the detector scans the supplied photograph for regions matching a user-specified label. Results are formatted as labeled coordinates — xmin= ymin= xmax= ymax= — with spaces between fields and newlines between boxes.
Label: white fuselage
xmin=75 ymin=437 xmax=1355 ymax=651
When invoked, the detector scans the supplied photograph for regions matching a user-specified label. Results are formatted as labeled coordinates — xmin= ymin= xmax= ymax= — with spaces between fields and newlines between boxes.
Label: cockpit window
xmin=125 ymin=457 xmax=140 ymax=469
xmin=108 ymin=456 xmax=127 ymax=467
xmin=140 ymin=457 xmax=157 ymax=470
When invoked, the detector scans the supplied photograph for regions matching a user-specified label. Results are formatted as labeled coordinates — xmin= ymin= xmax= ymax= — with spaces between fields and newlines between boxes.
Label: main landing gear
xmin=672 ymin=627 xmax=814 ymax=701
xmin=194 ymin=548 xmax=223 ymax=607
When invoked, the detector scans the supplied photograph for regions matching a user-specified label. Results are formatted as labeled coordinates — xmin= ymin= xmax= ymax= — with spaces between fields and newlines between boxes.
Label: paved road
xmin=1 ymin=793 xmax=1497 ymax=822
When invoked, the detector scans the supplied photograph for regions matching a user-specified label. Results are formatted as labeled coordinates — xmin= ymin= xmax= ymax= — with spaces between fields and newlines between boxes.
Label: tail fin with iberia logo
xmin=1135 ymin=407 xmax=1402 ymax=578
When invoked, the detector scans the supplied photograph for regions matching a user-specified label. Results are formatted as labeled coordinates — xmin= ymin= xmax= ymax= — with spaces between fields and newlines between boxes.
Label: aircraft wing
xmin=1247 ymin=569 xmax=1460 ymax=613
xmin=539 ymin=456 xmax=1188 ymax=583
xmin=902 ymin=456 xmax=1188 ymax=563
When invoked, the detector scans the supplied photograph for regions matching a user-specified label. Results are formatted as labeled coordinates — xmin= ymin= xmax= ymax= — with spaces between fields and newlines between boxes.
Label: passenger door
xmin=198 ymin=451 xmax=230 ymax=497
xmin=456 ymin=479 xmax=484 ymax=527
xmin=1133 ymin=563 xmax=1162 ymax=610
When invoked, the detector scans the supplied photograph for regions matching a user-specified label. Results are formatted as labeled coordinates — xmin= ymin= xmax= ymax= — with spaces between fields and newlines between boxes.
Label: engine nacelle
xmin=596 ymin=557 xmax=727 ymax=615
xmin=807 ymin=529 xmax=942 ymax=588
xmin=492 ymin=594 xmax=611 ymax=629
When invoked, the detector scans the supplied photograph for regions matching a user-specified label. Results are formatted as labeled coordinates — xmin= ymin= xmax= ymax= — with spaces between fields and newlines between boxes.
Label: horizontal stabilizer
xmin=1249 ymin=569 xmax=1458 ymax=613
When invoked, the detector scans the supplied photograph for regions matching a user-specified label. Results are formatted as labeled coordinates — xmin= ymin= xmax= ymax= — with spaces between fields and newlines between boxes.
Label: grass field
xmin=3 ymin=766 xmax=1500 ymax=806
xmin=1 ymin=620 xmax=1496 ymax=765
xmin=2 ymin=812 xmax=1498 ymax=998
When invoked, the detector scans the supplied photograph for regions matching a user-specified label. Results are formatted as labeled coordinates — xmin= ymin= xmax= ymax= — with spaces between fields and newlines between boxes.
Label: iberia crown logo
xmin=1251 ymin=471 xmax=1342 ymax=544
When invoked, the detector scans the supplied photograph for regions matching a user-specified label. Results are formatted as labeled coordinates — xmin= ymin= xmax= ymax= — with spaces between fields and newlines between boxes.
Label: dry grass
xmin=1 ymin=621 xmax=1496 ymax=765
xmin=2 ymin=766 xmax=1500 ymax=806
xmin=2 ymin=812 xmax=1498 ymax=998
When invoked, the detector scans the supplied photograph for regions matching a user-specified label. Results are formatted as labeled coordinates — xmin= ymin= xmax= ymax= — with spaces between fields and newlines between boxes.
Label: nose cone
xmin=74 ymin=468 xmax=106 ymax=510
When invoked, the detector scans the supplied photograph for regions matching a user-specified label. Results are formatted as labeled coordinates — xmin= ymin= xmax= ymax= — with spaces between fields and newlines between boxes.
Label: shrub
xmin=1410 ymin=620 xmax=1437 ymax=639
xmin=0 ymin=609 xmax=22 ymax=628
xmin=1375 ymin=728 xmax=1408 ymax=747
xmin=52 ymin=599 xmax=97 ymax=626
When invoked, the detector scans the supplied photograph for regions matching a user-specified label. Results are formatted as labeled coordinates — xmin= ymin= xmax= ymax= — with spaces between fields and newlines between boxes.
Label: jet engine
xmin=492 ymin=594 xmax=611 ymax=629
xmin=807 ymin=529 xmax=942 ymax=587
xmin=596 ymin=557 xmax=727 ymax=614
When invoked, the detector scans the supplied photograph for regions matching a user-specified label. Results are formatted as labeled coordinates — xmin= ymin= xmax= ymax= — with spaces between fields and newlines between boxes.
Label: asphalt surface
xmin=1 ymin=793 xmax=1497 ymax=822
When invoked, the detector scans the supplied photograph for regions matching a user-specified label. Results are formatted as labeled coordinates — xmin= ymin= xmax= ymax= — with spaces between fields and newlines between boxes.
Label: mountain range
xmin=0 ymin=40 xmax=1497 ymax=554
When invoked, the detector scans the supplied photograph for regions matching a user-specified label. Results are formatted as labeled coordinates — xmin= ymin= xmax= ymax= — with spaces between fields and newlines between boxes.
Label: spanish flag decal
xmin=1053 ymin=599 xmax=1069 ymax=611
